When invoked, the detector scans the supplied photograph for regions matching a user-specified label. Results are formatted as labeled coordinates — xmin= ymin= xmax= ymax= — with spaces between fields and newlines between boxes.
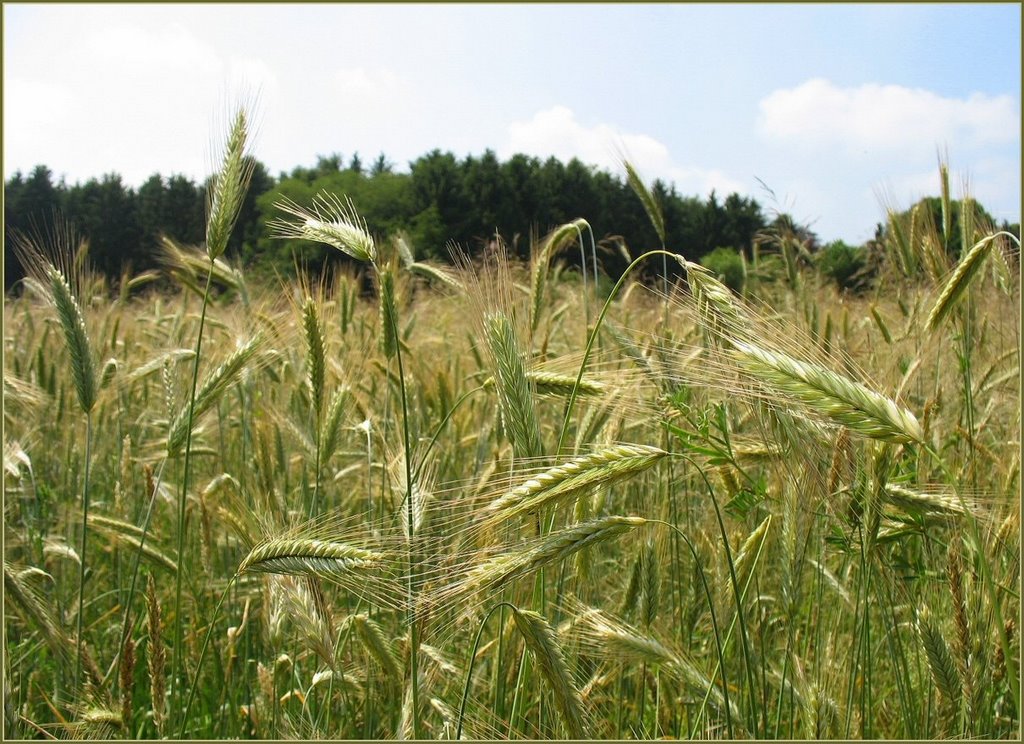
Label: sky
xmin=3 ymin=3 xmax=1021 ymax=244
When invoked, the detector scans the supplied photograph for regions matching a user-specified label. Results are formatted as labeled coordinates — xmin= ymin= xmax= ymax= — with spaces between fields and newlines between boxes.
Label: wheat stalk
xmin=918 ymin=611 xmax=962 ymax=719
xmin=167 ymin=333 xmax=262 ymax=454
xmin=948 ymin=544 xmax=976 ymax=730
xmin=571 ymin=607 xmax=680 ymax=668
xmin=4 ymin=565 xmax=74 ymax=665
xmin=119 ymin=635 xmax=135 ymax=732
xmin=570 ymin=606 xmax=735 ymax=720
xmin=160 ymin=236 xmax=250 ymax=304
xmin=484 ymin=310 xmax=543 ymax=459
xmin=44 ymin=263 xmax=97 ymax=415
xmin=732 ymin=340 xmax=924 ymax=444
xmin=685 ymin=260 xmax=748 ymax=344
xmin=319 ymin=386 xmax=350 ymax=466
xmin=443 ymin=516 xmax=646 ymax=606
xmin=378 ymin=268 xmax=398 ymax=360
xmin=530 ymin=219 xmax=589 ymax=332
xmin=623 ymin=162 xmax=665 ymax=245
xmin=271 ymin=191 xmax=376 ymax=262
xmin=87 ymin=516 xmax=178 ymax=574
xmin=483 ymin=369 xmax=606 ymax=398
xmin=302 ymin=298 xmax=326 ymax=420
xmin=146 ymin=574 xmax=166 ymax=737
xmin=348 ymin=614 xmax=402 ymax=682
xmin=273 ymin=576 xmax=336 ymax=669
xmin=640 ymin=538 xmax=660 ymax=629
xmin=481 ymin=444 xmax=667 ymax=529
xmin=512 ymin=608 xmax=591 ymax=738
xmin=731 ymin=515 xmax=772 ymax=597
xmin=619 ymin=550 xmax=643 ymax=617
xmin=927 ymin=232 xmax=1015 ymax=332
xmin=882 ymin=483 xmax=974 ymax=519
xmin=238 ymin=538 xmax=383 ymax=579
xmin=408 ymin=260 xmax=464 ymax=291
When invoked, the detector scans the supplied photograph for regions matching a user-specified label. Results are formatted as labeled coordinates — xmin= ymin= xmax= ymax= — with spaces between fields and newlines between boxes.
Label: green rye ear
xmin=206 ymin=107 xmax=254 ymax=260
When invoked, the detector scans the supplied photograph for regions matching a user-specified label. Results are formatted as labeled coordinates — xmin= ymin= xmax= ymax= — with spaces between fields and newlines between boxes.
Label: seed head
xmin=271 ymin=192 xmax=376 ymax=263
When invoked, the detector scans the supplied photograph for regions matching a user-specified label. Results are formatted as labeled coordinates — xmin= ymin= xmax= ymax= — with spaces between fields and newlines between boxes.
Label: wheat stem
xmin=171 ymin=260 xmax=214 ymax=728
xmin=73 ymin=413 xmax=93 ymax=692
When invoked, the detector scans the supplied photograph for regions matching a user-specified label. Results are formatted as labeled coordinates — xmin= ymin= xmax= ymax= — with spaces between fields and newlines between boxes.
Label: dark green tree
xmin=164 ymin=174 xmax=206 ymax=245
xmin=4 ymin=166 xmax=64 ymax=288
xmin=63 ymin=174 xmax=144 ymax=279
xmin=137 ymin=174 xmax=168 ymax=250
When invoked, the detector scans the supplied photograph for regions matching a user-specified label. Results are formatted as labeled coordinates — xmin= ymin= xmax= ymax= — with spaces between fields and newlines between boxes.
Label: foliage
xmin=699 ymin=246 xmax=746 ymax=293
xmin=817 ymin=240 xmax=871 ymax=292
xmin=6 ymin=151 xmax=775 ymax=289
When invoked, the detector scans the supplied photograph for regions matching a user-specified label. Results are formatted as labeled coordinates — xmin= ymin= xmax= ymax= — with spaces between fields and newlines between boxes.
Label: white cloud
xmin=878 ymin=158 xmax=1021 ymax=225
xmin=4 ymin=21 xmax=278 ymax=185
xmin=757 ymin=78 xmax=1019 ymax=153
xmin=3 ymin=78 xmax=78 ymax=137
xmin=84 ymin=23 xmax=221 ymax=75
xmin=501 ymin=105 xmax=745 ymax=196
xmin=334 ymin=67 xmax=399 ymax=98
xmin=328 ymin=66 xmax=409 ymax=123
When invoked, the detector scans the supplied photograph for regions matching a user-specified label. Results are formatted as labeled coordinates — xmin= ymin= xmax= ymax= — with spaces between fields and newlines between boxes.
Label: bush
xmin=818 ymin=240 xmax=870 ymax=291
xmin=699 ymin=246 xmax=745 ymax=293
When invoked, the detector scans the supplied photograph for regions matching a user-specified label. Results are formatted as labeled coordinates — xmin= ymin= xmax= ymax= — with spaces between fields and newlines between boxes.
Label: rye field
xmin=3 ymin=111 xmax=1021 ymax=740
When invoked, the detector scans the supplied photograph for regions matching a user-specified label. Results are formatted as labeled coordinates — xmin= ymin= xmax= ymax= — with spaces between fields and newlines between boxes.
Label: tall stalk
xmin=13 ymin=244 xmax=101 ymax=693
xmin=379 ymin=262 xmax=423 ymax=740
xmin=74 ymin=415 xmax=93 ymax=688
xmin=269 ymin=190 xmax=423 ymax=736
xmin=172 ymin=106 xmax=253 ymax=727
xmin=171 ymin=263 xmax=214 ymax=719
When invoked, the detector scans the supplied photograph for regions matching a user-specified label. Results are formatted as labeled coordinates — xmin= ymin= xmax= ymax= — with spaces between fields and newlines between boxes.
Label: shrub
xmin=818 ymin=240 xmax=870 ymax=291
xmin=699 ymin=246 xmax=745 ymax=293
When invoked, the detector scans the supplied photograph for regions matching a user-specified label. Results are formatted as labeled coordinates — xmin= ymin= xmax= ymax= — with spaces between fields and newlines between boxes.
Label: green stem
xmin=704 ymin=468 xmax=759 ymax=735
xmin=456 ymin=601 xmax=517 ymax=740
xmin=646 ymin=518 xmax=732 ymax=739
xmin=378 ymin=262 xmax=422 ymax=740
xmin=172 ymin=263 xmax=214 ymax=729
xmin=74 ymin=411 xmax=93 ymax=690
xmin=110 ymin=457 xmax=169 ymax=685
xmin=178 ymin=575 xmax=235 ymax=738
xmin=556 ymin=250 xmax=685 ymax=454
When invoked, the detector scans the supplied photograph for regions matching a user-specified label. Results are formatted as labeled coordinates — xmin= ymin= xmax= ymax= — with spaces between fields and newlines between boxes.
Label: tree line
xmin=4 ymin=151 xmax=775 ymax=291
xmin=5 ymin=149 xmax=1015 ymax=293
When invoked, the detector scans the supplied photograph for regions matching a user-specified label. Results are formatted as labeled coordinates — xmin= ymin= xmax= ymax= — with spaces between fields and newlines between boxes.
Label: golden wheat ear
xmin=480 ymin=444 xmax=667 ymax=530
xmin=484 ymin=309 xmax=543 ymax=459
xmin=145 ymin=574 xmax=167 ymax=737
xmin=270 ymin=191 xmax=377 ymax=263
xmin=238 ymin=537 xmax=384 ymax=578
xmin=166 ymin=333 xmax=263 ymax=455
xmin=512 ymin=607 xmax=592 ymax=738
xmin=926 ymin=232 xmax=1014 ymax=332
xmin=12 ymin=225 xmax=98 ymax=416
xmin=732 ymin=340 xmax=923 ymax=444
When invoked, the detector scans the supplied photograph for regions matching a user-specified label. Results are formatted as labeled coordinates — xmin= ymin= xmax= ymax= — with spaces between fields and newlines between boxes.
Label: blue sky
xmin=4 ymin=3 xmax=1020 ymax=244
